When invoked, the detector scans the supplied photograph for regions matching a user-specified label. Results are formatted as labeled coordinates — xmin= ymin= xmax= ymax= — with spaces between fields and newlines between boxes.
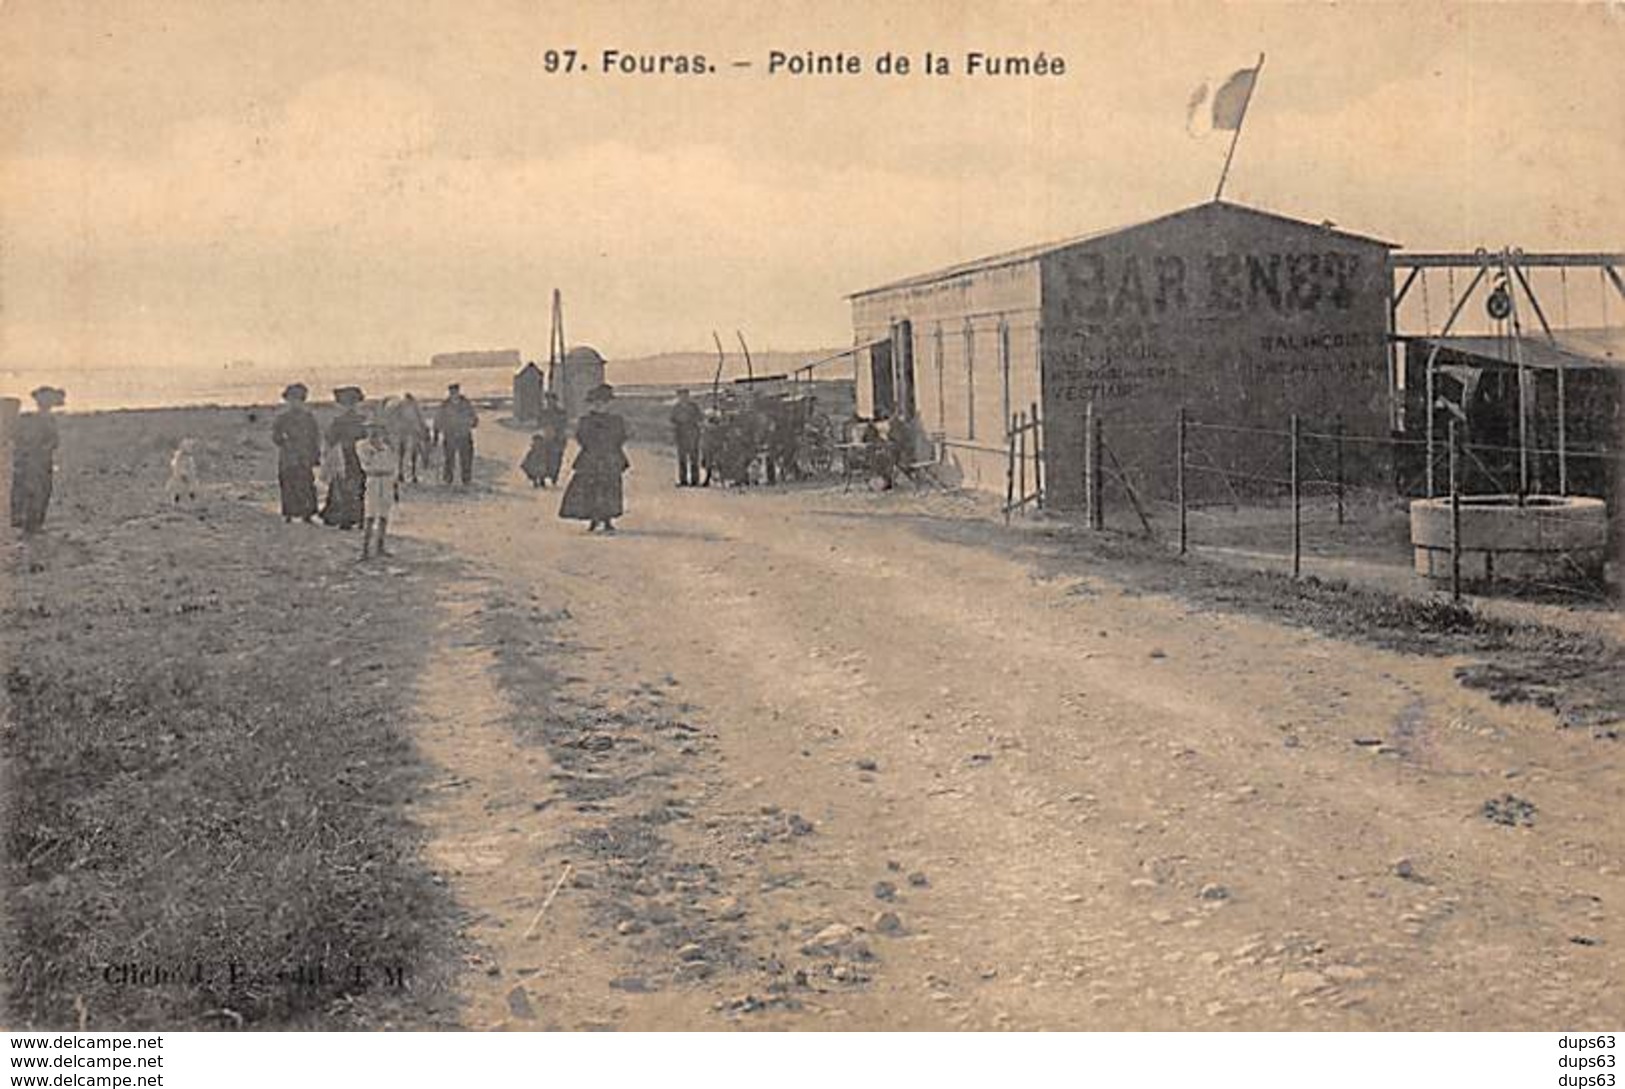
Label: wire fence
xmin=1006 ymin=403 xmax=1620 ymax=601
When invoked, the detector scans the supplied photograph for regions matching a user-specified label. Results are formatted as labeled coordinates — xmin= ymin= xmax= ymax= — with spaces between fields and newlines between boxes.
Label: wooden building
xmin=849 ymin=200 xmax=1396 ymax=508
xmin=1395 ymin=327 xmax=1623 ymax=501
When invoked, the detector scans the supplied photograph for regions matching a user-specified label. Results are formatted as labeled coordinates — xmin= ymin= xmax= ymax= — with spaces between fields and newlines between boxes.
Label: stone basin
xmin=1409 ymin=494 xmax=1609 ymax=585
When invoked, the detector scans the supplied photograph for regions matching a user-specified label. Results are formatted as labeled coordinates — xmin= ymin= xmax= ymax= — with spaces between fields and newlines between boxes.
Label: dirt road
xmin=397 ymin=422 xmax=1623 ymax=1031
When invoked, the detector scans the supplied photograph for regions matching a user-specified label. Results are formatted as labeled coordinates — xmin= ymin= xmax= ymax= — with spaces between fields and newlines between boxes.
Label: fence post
xmin=1449 ymin=417 xmax=1462 ymax=602
xmin=1426 ymin=355 xmax=1436 ymax=497
xmin=1290 ymin=413 xmax=1302 ymax=579
xmin=1177 ymin=406 xmax=1188 ymax=555
xmin=1016 ymin=411 xmax=1027 ymax=513
xmin=1004 ymin=414 xmax=1016 ymax=525
xmin=1334 ymin=413 xmax=1346 ymax=526
xmin=1086 ymin=402 xmax=1104 ymax=530
xmin=1031 ymin=401 xmax=1043 ymax=510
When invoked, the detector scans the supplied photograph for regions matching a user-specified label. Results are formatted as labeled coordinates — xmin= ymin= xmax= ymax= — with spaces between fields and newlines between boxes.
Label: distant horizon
xmin=0 ymin=345 xmax=855 ymax=413
xmin=4 ymin=3 xmax=1621 ymax=374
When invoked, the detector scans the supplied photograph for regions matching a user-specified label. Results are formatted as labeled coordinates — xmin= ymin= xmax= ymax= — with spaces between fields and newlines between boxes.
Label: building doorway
xmin=870 ymin=338 xmax=895 ymax=416
xmin=893 ymin=319 xmax=917 ymax=417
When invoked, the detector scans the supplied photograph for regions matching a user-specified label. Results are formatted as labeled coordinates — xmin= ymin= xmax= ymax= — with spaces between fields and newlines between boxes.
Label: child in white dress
xmin=357 ymin=421 xmax=399 ymax=560
xmin=167 ymin=438 xmax=200 ymax=505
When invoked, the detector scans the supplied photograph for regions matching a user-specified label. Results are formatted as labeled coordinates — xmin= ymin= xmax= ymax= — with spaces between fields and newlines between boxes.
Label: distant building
xmin=849 ymin=200 xmax=1397 ymax=507
xmin=431 ymin=349 xmax=523 ymax=369
xmin=550 ymin=346 xmax=607 ymax=419
xmin=513 ymin=361 xmax=545 ymax=422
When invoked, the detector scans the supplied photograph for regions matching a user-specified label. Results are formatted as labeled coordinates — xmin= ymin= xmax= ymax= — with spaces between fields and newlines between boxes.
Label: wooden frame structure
xmin=1388 ymin=248 xmax=1625 ymax=498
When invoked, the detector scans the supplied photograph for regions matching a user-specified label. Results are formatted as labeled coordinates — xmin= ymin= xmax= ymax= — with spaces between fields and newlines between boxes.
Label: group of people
xmin=271 ymin=381 xmax=483 ymax=559
xmin=518 ymin=386 xmax=630 ymax=530
xmin=670 ymin=388 xmax=816 ymax=489
xmin=271 ymin=376 xmax=633 ymax=547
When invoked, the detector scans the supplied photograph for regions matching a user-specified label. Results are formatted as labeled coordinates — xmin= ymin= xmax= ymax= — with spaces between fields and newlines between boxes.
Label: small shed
xmin=551 ymin=345 xmax=607 ymax=419
xmin=512 ymin=361 xmax=545 ymax=422
xmin=1397 ymin=328 xmax=1623 ymax=500
xmin=849 ymin=200 xmax=1397 ymax=508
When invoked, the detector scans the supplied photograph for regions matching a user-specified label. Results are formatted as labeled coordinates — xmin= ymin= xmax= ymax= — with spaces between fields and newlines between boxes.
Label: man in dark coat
xmin=434 ymin=383 xmax=479 ymax=486
xmin=670 ymin=388 xmax=703 ymax=487
xmin=271 ymin=383 xmax=321 ymax=522
xmin=559 ymin=384 xmax=630 ymax=532
xmin=10 ymin=386 xmax=64 ymax=534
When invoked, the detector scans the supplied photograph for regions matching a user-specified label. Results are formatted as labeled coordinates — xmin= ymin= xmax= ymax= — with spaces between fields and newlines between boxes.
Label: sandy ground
xmin=390 ymin=422 xmax=1623 ymax=1031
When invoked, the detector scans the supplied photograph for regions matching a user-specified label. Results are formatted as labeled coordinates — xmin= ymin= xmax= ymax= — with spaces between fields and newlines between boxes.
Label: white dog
xmin=166 ymin=439 xmax=200 ymax=505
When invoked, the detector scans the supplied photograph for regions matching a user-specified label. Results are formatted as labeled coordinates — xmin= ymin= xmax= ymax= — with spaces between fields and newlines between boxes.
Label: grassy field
xmin=2 ymin=407 xmax=462 ymax=1030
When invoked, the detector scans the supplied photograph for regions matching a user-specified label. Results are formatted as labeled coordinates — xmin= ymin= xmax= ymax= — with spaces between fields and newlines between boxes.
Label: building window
xmin=964 ymin=319 xmax=976 ymax=440
xmin=933 ymin=323 xmax=945 ymax=433
xmin=998 ymin=318 xmax=1011 ymax=434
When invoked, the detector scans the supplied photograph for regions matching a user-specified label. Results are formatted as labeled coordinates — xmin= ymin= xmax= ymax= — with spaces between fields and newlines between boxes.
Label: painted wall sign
xmin=1053 ymin=250 xmax=1366 ymax=319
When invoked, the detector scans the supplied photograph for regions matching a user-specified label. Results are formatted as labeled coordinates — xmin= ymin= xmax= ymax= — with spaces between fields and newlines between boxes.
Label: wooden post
xmin=1092 ymin=404 xmax=1105 ymax=533
xmin=1425 ymin=354 xmax=1436 ymax=497
xmin=1290 ymin=413 xmax=1302 ymax=579
xmin=1449 ymin=417 xmax=1462 ymax=602
xmin=1517 ymin=351 xmax=1531 ymax=502
xmin=1031 ymin=401 xmax=1043 ymax=510
xmin=1334 ymin=413 xmax=1346 ymax=526
xmin=1016 ymin=411 xmax=1027 ymax=512
xmin=1177 ymin=407 xmax=1188 ymax=555
xmin=1003 ymin=413 xmax=1016 ymax=525
xmin=1557 ymin=361 xmax=1568 ymax=496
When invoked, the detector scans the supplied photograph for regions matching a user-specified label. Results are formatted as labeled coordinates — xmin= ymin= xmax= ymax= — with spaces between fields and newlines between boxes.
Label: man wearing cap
xmin=10 ymin=386 xmax=64 ymax=534
xmin=271 ymin=383 xmax=321 ymax=523
xmin=670 ymin=388 xmax=703 ymax=487
xmin=433 ymin=383 xmax=479 ymax=486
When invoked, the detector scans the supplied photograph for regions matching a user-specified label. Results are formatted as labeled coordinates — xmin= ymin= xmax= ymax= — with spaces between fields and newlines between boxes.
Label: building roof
xmin=561 ymin=345 xmax=605 ymax=365
xmin=849 ymin=200 xmax=1398 ymax=300
xmin=1405 ymin=327 xmax=1625 ymax=372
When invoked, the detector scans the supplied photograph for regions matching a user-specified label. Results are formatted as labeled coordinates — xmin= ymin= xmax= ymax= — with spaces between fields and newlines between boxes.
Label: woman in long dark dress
xmin=271 ymin=383 xmax=321 ymax=522
xmin=10 ymin=386 xmax=64 ymax=534
xmin=319 ymin=386 xmax=367 ymax=529
xmin=558 ymin=384 xmax=629 ymax=532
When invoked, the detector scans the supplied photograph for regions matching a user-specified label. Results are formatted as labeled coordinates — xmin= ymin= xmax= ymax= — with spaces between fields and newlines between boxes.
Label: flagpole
xmin=1214 ymin=52 xmax=1265 ymax=202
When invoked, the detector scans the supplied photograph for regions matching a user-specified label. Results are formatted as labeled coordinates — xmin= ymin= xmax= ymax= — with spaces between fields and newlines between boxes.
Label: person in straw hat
xmin=271 ymin=382 xmax=321 ymax=523
xmin=10 ymin=386 xmax=65 ymax=534
xmin=558 ymin=383 xmax=629 ymax=532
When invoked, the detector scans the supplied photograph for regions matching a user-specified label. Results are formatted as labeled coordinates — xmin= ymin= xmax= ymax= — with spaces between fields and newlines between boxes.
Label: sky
xmin=2 ymin=0 xmax=1622 ymax=375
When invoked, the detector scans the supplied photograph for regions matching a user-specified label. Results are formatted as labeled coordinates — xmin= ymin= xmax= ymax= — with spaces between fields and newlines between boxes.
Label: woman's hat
xmin=282 ymin=383 xmax=308 ymax=401
xmin=585 ymin=383 xmax=615 ymax=403
xmin=333 ymin=385 xmax=364 ymax=405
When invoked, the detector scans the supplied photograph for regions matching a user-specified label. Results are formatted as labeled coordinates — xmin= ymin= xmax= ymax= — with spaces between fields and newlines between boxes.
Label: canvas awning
xmin=1401 ymin=327 xmax=1625 ymax=371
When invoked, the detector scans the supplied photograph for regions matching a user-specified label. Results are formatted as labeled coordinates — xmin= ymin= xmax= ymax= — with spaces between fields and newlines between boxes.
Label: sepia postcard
xmin=2 ymin=0 xmax=1623 ymax=1059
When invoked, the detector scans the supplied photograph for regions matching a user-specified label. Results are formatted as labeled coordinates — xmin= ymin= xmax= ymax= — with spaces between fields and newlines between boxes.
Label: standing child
xmin=166 ymin=438 xmax=200 ymax=505
xmin=357 ymin=419 xmax=399 ymax=559
xmin=520 ymin=433 xmax=550 ymax=487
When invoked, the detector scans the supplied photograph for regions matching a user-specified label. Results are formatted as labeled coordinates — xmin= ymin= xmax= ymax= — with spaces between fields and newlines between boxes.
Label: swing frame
xmin=1389 ymin=249 xmax=1625 ymax=499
